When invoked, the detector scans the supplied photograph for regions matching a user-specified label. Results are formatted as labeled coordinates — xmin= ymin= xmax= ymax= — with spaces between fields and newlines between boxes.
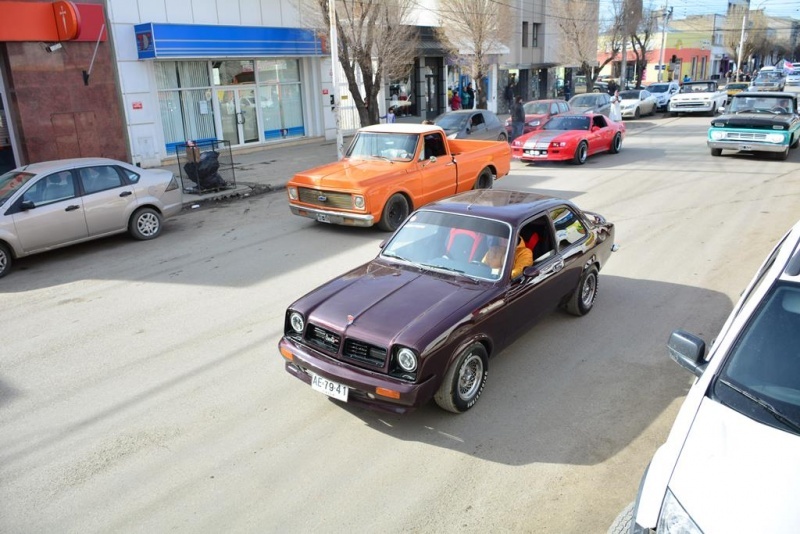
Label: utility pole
xmin=736 ymin=0 xmax=750 ymax=82
xmin=658 ymin=5 xmax=672 ymax=82
xmin=329 ymin=0 xmax=344 ymax=160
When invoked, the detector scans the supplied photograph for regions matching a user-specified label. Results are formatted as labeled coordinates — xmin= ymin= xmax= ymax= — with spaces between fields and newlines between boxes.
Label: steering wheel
xmin=772 ymin=106 xmax=789 ymax=114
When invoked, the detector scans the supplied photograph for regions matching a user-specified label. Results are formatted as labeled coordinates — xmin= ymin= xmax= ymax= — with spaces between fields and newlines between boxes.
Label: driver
xmin=483 ymin=236 xmax=533 ymax=278
xmin=773 ymin=98 xmax=791 ymax=113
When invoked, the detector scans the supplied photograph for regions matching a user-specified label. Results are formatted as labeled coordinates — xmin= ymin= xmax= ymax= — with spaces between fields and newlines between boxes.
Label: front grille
xmin=343 ymin=338 xmax=387 ymax=367
xmin=673 ymin=101 xmax=705 ymax=108
xmin=306 ymin=324 xmax=341 ymax=354
xmin=298 ymin=188 xmax=353 ymax=209
xmin=724 ymin=132 xmax=768 ymax=141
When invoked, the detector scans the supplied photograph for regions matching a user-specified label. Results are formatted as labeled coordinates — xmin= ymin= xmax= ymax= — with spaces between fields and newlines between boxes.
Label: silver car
xmin=433 ymin=110 xmax=508 ymax=141
xmin=0 ymin=158 xmax=183 ymax=277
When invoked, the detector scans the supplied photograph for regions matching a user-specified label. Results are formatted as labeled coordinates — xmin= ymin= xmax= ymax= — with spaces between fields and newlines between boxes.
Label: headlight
xmin=353 ymin=195 xmax=365 ymax=209
xmin=396 ymin=348 xmax=418 ymax=372
xmin=710 ymin=130 xmax=725 ymax=140
xmin=657 ymin=489 xmax=702 ymax=533
xmin=550 ymin=141 xmax=567 ymax=147
xmin=527 ymin=120 xmax=540 ymax=127
xmin=289 ymin=312 xmax=304 ymax=334
xmin=287 ymin=187 xmax=298 ymax=200
xmin=765 ymin=133 xmax=785 ymax=143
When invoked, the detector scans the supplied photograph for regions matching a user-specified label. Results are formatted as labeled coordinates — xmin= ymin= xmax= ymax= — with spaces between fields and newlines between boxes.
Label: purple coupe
xmin=279 ymin=189 xmax=617 ymax=414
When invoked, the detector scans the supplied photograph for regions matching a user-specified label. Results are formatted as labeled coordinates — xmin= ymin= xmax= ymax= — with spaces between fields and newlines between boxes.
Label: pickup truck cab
xmin=286 ymin=124 xmax=512 ymax=231
xmin=668 ymin=80 xmax=727 ymax=116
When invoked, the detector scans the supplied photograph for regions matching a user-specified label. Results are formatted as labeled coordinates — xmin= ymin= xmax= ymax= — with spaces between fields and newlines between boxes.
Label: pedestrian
xmin=380 ymin=106 xmax=396 ymax=123
xmin=607 ymin=79 xmax=618 ymax=96
xmin=610 ymin=90 xmax=622 ymax=122
xmin=564 ymin=79 xmax=572 ymax=101
xmin=504 ymin=81 xmax=515 ymax=112
xmin=463 ymin=83 xmax=475 ymax=109
xmin=511 ymin=96 xmax=525 ymax=142
xmin=450 ymin=91 xmax=461 ymax=110
xmin=683 ymin=74 xmax=691 ymax=83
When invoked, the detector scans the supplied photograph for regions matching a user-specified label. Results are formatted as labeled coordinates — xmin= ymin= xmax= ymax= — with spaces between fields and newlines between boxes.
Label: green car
xmin=708 ymin=92 xmax=800 ymax=160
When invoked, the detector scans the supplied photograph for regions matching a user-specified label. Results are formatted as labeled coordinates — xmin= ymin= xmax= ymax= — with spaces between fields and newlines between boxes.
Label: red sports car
xmin=511 ymin=113 xmax=625 ymax=165
xmin=504 ymin=99 xmax=571 ymax=135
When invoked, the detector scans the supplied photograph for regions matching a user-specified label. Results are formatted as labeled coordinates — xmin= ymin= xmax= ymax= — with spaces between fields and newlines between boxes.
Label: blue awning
xmin=134 ymin=23 xmax=326 ymax=59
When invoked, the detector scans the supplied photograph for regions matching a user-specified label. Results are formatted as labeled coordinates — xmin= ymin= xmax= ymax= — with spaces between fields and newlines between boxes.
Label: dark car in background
xmin=504 ymin=99 xmax=570 ymax=135
xmin=433 ymin=110 xmax=507 ymax=141
xmin=278 ymin=189 xmax=617 ymax=414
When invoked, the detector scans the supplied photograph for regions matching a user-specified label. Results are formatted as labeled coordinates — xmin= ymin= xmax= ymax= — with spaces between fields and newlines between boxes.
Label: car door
xmin=10 ymin=170 xmax=88 ymax=253
xmin=549 ymin=205 xmax=590 ymax=295
xmin=418 ymin=132 xmax=458 ymax=204
xmin=588 ymin=115 xmax=613 ymax=153
xmin=77 ymin=165 xmax=138 ymax=236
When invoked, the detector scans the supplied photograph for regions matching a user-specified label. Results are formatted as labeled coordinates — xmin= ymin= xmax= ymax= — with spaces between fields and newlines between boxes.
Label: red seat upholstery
xmin=447 ymin=229 xmax=484 ymax=262
xmin=525 ymin=232 xmax=540 ymax=251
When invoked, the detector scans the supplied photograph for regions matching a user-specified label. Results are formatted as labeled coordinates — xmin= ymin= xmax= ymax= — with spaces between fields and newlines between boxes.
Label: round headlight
xmin=289 ymin=312 xmax=304 ymax=333
xmin=353 ymin=195 xmax=365 ymax=209
xmin=287 ymin=187 xmax=298 ymax=200
xmin=397 ymin=348 xmax=417 ymax=372
xmin=710 ymin=130 xmax=725 ymax=140
xmin=765 ymin=133 xmax=785 ymax=143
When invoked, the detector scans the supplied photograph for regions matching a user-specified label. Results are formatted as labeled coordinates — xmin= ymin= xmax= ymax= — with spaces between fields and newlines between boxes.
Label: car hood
xmin=506 ymin=114 xmax=547 ymax=124
xmin=290 ymin=159 xmax=412 ymax=189
xmin=713 ymin=114 xmax=794 ymax=128
xmin=668 ymin=397 xmax=800 ymax=532
xmin=521 ymin=130 xmax=572 ymax=146
xmin=296 ymin=261 xmax=485 ymax=350
xmin=569 ymin=106 xmax=594 ymax=114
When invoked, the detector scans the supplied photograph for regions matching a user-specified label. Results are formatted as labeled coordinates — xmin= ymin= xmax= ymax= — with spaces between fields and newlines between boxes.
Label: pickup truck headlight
xmin=765 ymin=133 xmax=785 ymax=143
xmin=710 ymin=130 xmax=725 ymax=140
xmin=353 ymin=195 xmax=365 ymax=210
xmin=287 ymin=186 xmax=298 ymax=200
xmin=657 ymin=489 xmax=702 ymax=534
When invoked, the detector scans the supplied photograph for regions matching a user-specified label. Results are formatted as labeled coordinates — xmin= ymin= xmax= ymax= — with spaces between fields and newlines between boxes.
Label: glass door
xmin=217 ymin=88 xmax=259 ymax=146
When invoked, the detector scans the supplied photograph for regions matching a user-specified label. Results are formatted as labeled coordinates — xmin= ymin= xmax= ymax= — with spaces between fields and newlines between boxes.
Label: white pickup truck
xmin=668 ymin=80 xmax=728 ymax=117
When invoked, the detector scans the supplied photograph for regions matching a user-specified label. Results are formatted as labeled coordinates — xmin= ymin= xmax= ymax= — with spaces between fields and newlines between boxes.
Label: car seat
xmin=447 ymin=229 xmax=484 ymax=262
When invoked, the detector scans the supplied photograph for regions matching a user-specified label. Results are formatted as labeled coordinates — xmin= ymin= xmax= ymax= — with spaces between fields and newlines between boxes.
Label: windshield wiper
xmin=719 ymin=378 xmax=800 ymax=434
xmin=382 ymin=251 xmax=411 ymax=263
xmin=368 ymin=155 xmax=394 ymax=163
xmin=418 ymin=263 xmax=480 ymax=283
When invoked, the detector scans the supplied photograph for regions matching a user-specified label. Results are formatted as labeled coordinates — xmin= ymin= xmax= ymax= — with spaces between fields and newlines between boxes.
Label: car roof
xmin=735 ymin=91 xmax=795 ymax=98
xmin=438 ymin=110 xmax=497 ymax=117
xmin=360 ymin=124 xmax=445 ymax=134
xmin=422 ymin=189 xmax=573 ymax=227
xmin=17 ymin=157 xmax=129 ymax=174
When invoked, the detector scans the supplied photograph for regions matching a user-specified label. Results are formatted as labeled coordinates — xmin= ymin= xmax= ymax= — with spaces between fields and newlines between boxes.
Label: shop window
xmin=257 ymin=59 xmax=301 ymax=83
xmin=522 ymin=21 xmax=529 ymax=48
xmin=213 ymin=60 xmax=255 ymax=85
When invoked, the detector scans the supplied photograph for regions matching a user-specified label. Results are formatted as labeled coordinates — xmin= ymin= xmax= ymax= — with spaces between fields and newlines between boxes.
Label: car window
xmin=120 ymin=167 xmax=141 ymax=184
xmin=592 ymin=115 xmax=608 ymax=129
xmin=550 ymin=103 xmax=559 ymax=114
xmin=550 ymin=206 xmax=587 ymax=249
xmin=559 ymin=102 xmax=569 ymax=113
xmin=471 ymin=113 xmax=485 ymax=127
xmin=79 ymin=166 xmax=124 ymax=194
xmin=0 ymin=171 xmax=35 ymax=206
xmin=421 ymin=133 xmax=448 ymax=160
xmin=22 ymin=171 xmax=76 ymax=206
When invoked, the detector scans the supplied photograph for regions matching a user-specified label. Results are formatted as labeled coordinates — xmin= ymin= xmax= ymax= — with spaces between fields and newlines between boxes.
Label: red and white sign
xmin=132 ymin=101 xmax=143 ymax=110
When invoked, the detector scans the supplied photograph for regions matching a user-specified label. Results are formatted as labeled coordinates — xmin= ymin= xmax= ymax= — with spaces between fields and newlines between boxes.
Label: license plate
xmin=525 ymin=149 xmax=546 ymax=157
xmin=316 ymin=213 xmax=330 ymax=223
xmin=310 ymin=373 xmax=349 ymax=401
xmin=739 ymin=144 xmax=753 ymax=151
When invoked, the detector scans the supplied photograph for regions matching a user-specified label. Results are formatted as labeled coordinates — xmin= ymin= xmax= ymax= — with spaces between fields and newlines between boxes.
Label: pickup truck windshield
xmin=680 ymin=83 xmax=714 ymax=93
xmin=346 ymin=132 xmax=419 ymax=161
xmin=729 ymin=95 xmax=794 ymax=114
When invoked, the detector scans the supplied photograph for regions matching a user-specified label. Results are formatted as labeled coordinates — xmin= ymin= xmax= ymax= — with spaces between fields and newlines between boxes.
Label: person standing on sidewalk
xmin=510 ymin=96 xmax=525 ymax=142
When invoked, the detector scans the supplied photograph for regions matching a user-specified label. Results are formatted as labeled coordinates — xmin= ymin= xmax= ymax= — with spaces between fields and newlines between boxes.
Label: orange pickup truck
xmin=286 ymin=124 xmax=512 ymax=231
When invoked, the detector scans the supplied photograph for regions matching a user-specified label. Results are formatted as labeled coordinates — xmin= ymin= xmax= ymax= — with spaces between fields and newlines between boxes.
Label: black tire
xmin=609 ymin=132 xmax=622 ymax=154
xmin=497 ymin=132 xmax=507 ymax=142
xmin=790 ymin=135 xmax=799 ymax=149
xmin=129 ymin=207 xmax=163 ymax=240
xmin=572 ymin=141 xmax=588 ymax=165
xmin=473 ymin=168 xmax=494 ymax=190
xmin=377 ymin=193 xmax=410 ymax=232
xmin=710 ymin=148 xmax=722 ymax=157
xmin=566 ymin=265 xmax=598 ymax=316
xmin=633 ymin=108 xmax=641 ymax=119
xmin=608 ymin=502 xmax=634 ymax=534
xmin=777 ymin=147 xmax=790 ymax=161
xmin=0 ymin=242 xmax=12 ymax=279
xmin=434 ymin=342 xmax=488 ymax=413
xmin=708 ymin=103 xmax=717 ymax=117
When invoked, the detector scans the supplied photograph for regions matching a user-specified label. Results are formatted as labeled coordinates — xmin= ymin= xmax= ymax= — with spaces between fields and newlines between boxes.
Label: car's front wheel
xmin=790 ymin=135 xmax=799 ymax=149
xmin=0 ymin=242 xmax=12 ymax=278
xmin=777 ymin=147 xmax=790 ymax=161
xmin=573 ymin=141 xmax=588 ymax=165
xmin=608 ymin=502 xmax=635 ymax=534
xmin=710 ymin=148 xmax=722 ymax=157
xmin=377 ymin=193 xmax=410 ymax=232
xmin=129 ymin=207 xmax=163 ymax=240
xmin=434 ymin=342 xmax=488 ymax=413
xmin=565 ymin=266 xmax=598 ymax=316
xmin=634 ymin=107 xmax=641 ymax=119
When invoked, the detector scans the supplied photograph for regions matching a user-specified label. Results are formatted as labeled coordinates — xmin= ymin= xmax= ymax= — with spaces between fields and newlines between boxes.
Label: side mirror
xmin=20 ymin=200 xmax=35 ymax=211
xmin=667 ymin=329 xmax=708 ymax=377
xmin=522 ymin=265 xmax=540 ymax=278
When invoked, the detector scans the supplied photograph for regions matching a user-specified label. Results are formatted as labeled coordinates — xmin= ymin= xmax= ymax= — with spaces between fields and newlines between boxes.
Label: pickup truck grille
xmin=343 ymin=339 xmax=387 ymax=367
xmin=298 ymin=188 xmax=352 ymax=209
xmin=722 ymin=132 xmax=769 ymax=141
xmin=672 ymin=101 xmax=706 ymax=108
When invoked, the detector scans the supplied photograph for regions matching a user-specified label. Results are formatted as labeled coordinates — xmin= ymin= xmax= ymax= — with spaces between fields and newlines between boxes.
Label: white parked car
xmin=646 ymin=81 xmax=680 ymax=111
xmin=618 ymin=89 xmax=658 ymax=119
xmin=611 ymin=218 xmax=800 ymax=533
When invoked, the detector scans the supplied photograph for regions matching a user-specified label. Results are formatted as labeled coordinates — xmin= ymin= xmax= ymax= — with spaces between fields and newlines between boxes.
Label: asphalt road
xmin=2 ymin=115 xmax=800 ymax=533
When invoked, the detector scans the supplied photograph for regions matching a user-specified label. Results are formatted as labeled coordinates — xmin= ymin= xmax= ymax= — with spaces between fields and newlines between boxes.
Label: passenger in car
xmin=482 ymin=236 xmax=533 ymax=278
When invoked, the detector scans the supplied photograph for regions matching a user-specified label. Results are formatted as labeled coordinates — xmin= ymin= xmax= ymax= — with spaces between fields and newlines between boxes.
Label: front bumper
xmin=621 ymin=108 xmax=639 ymax=118
xmin=669 ymin=101 xmax=715 ymax=113
xmin=289 ymin=204 xmax=374 ymax=227
xmin=707 ymin=140 xmax=788 ymax=153
xmin=278 ymin=336 xmax=437 ymax=414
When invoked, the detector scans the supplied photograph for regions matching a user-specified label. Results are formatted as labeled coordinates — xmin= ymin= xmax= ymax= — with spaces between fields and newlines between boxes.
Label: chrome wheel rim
xmin=457 ymin=353 xmax=484 ymax=401
xmin=579 ymin=144 xmax=587 ymax=162
xmin=137 ymin=212 xmax=160 ymax=237
xmin=581 ymin=273 xmax=597 ymax=307
xmin=0 ymin=249 xmax=6 ymax=272
xmin=614 ymin=135 xmax=621 ymax=151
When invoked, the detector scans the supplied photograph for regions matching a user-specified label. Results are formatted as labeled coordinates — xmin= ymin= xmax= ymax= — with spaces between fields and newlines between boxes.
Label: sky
xmin=599 ymin=0 xmax=799 ymax=24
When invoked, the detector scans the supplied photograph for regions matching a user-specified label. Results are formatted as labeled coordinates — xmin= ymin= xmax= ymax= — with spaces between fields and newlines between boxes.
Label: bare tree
xmin=553 ymin=0 xmax=603 ymax=90
xmin=297 ymin=0 xmax=417 ymax=126
xmin=724 ymin=5 xmax=769 ymax=76
xmin=628 ymin=4 xmax=657 ymax=87
xmin=435 ymin=0 xmax=513 ymax=108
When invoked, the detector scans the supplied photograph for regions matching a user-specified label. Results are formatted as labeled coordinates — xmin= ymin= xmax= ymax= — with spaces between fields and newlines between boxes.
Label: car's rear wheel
xmin=129 ymin=207 xmax=163 ymax=240
xmin=0 ymin=242 xmax=12 ymax=278
xmin=434 ymin=342 xmax=488 ymax=413
xmin=609 ymin=132 xmax=622 ymax=154
xmin=377 ymin=193 xmax=410 ymax=232
xmin=710 ymin=148 xmax=722 ymax=157
xmin=497 ymin=132 xmax=507 ymax=142
xmin=565 ymin=266 xmax=598 ymax=316
xmin=473 ymin=168 xmax=493 ymax=190
xmin=573 ymin=141 xmax=588 ymax=165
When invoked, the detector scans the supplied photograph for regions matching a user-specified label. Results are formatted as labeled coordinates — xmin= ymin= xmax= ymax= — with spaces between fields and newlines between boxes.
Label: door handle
xmin=119 ymin=191 xmax=132 ymax=197
xmin=65 ymin=205 xmax=80 ymax=212
xmin=237 ymin=112 xmax=245 ymax=125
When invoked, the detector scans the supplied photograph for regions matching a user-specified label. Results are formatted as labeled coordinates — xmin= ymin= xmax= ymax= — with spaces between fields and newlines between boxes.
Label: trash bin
xmin=175 ymin=139 xmax=236 ymax=194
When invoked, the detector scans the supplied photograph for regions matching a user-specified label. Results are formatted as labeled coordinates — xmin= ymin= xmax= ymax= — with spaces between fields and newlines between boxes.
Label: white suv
xmin=611 ymin=219 xmax=800 ymax=533
xmin=645 ymin=81 xmax=680 ymax=111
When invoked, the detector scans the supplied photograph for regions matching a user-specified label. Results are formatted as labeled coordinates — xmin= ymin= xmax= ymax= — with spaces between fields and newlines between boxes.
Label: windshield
xmin=728 ymin=95 xmax=794 ymax=115
xmin=619 ymin=90 xmax=640 ymax=100
xmin=0 ymin=171 xmax=35 ymax=207
xmin=648 ymin=84 xmax=670 ymax=93
xmin=570 ymin=95 xmax=597 ymax=107
xmin=754 ymin=72 xmax=782 ymax=82
xmin=714 ymin=283 xmax=800 ymax=435
xmin=680 ymin=83 xmax=713 ymax=93
xmin=523 ymin=102 xmax=550 ymax=115
xmin=543 ymin=116 xmax=590 ymax=131
xmin=381 ymin=210 xmax=511 ymax=282
xmin=345 ymin=132 xmax=419 ymax=161
xmin=434 ymin=113 xmax=469 ymax=131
